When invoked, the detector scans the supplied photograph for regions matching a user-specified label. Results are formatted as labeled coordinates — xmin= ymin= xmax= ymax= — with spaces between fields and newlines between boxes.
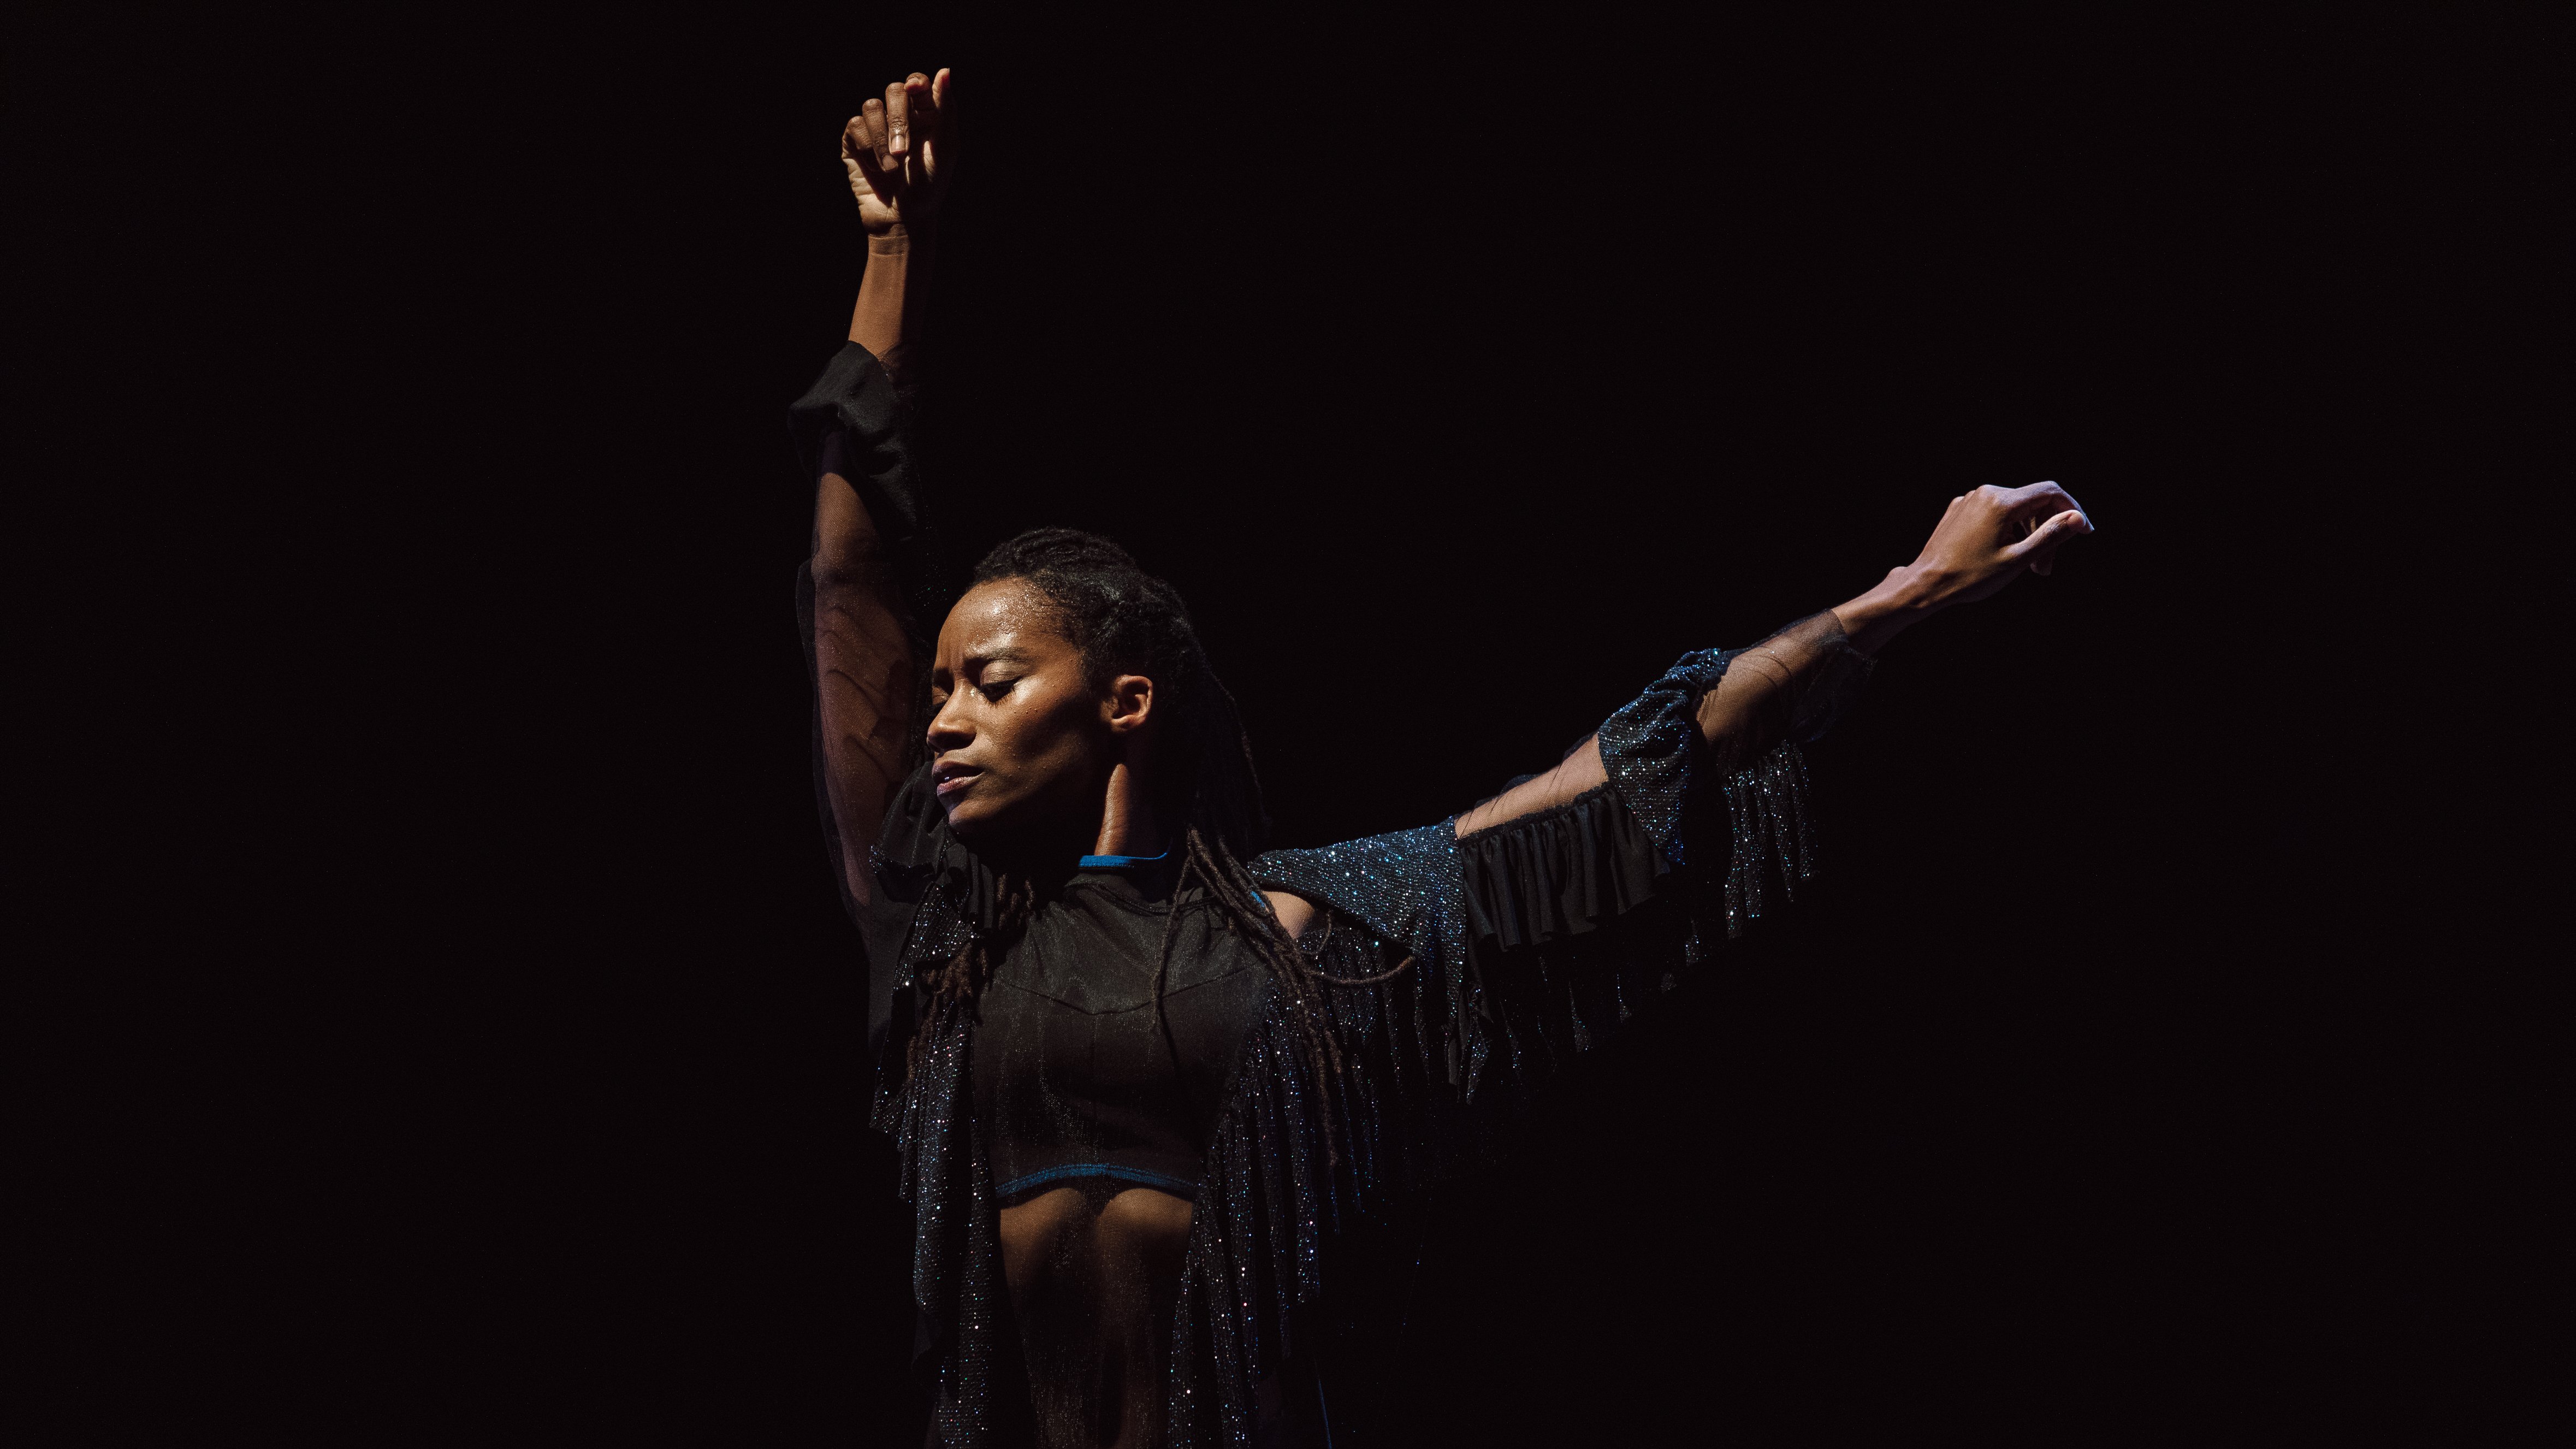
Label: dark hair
xmin=910 ymin=528 xmax=1372 ymax=1152
xmin=968 ymin=527 xmax=1268 ymax=853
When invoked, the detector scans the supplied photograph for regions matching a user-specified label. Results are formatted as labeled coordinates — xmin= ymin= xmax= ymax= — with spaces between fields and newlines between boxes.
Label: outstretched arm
xmin=810 ymin=68 xmax=951 ymax=908
xmin=1271 ymin=483 xmax=2091 ymax=936
xmin=1448 ymin=482 xmax=2094 ymax=838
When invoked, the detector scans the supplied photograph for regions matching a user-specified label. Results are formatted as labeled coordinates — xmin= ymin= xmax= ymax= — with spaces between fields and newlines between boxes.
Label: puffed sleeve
xmin=790 ymin=341 xmax=949 ymax=644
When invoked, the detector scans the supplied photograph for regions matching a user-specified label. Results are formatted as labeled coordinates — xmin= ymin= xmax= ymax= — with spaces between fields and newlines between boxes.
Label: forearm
xmin=1703 ymin=538 xmax=2021 ymax=766
xmin=848 ymin=228 xmax=929 ymax=371
xmin=1829 ymin=563 xmax=1947 ymax=656
xmin=1458 ymin=605 xmax=1874 ymax=840
xmin=1691 ymin=610 xmax=1862 ymax=773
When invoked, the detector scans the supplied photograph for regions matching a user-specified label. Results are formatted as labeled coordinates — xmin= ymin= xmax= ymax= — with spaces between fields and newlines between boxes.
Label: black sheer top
xmin=793 ymin=342 xmax=1873 ymax=1447
xmin=974 ymin=864 xmax=1270 ymax=1205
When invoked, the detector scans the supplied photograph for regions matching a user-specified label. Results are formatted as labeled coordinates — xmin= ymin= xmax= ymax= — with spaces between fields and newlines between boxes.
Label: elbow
xmin=811 ymin=535 xmax=889 ymax=593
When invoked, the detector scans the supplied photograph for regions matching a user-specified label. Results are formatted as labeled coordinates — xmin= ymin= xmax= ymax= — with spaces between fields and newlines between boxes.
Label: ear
xmin=1104 ymin=673 xmax=1155 ymax=735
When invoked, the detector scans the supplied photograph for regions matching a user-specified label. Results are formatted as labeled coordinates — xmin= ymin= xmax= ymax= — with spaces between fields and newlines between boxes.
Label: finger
xmin=2006 ymin=510 xmax=2092 ymax=572
xmin=1998 ymin=480 xmax=2089 ymax=529
xmin=860 ymin=98 xmax=892 ymax=168
xmin=843 ymin=116 xmax=893 ymax=200
xmin=904 ymin=73 xmax=940 ymax=178
xmin=909 ymin=71 xmax=943 ymax=169
xmin=851 ymin=152 xmax=894 ymax=206
xmin=885 ymin=80 xmax=913 ymax=160
xmin=905 ymin=73 xmax=935 ymax=135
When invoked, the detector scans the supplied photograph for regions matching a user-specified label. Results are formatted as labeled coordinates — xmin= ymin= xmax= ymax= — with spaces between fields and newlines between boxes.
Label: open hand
xmin=843 ymin=68 xmax=952 ymax=233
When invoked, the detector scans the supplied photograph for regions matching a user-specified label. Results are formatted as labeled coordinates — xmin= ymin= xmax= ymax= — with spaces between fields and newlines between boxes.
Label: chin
xmin=940 ymin=794 xmax=1006 ymax=843
xmin=941 ymin=788 xmax=1067 ymax=854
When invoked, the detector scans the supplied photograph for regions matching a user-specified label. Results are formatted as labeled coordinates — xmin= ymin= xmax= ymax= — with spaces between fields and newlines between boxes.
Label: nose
xmin=925 ymin=691 xmax=973 ymax=755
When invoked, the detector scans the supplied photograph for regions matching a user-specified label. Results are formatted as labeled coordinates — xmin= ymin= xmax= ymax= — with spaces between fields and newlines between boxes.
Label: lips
xmin=932 ymin=762 xmax=983 ymax=799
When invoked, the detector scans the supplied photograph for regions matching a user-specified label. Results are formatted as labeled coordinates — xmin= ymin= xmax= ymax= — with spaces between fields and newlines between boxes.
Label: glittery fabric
xmin=1154 ymin=638 xmax=1870 ymax=1442
xmin=1164 ymin=927 xmax=1455 ymax=1445
xmin=800 ymin=338 xmax=1882 ymax=1443
xmin=1595 ymin=620 xmax=1872 ymax=871
xmin=873 ymin=842 xmax=1020 ymax=1446
xmin=1253 ymin=824 xmax=1465 ymax=965
xmin=864 ymin=650 xmax=1868 ymax=1446
xmin=1721 ymin=741 xmax=1816 ymax=936
xmin=1596 ymin=648 xmax=1736 ymax=867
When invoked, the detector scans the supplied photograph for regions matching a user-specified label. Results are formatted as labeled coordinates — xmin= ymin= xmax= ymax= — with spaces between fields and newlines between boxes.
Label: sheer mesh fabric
xmin=1693 ymin=609 xmax=1863 ymax=770
xmin=831 ymin=642 xmax=1862 ymax=1447
xmin=796 ymin=346 xmax=1877 ymax=1442
xmin=1452 ymin=608 xmax=1864 ymax=839
xmin=976 ymin=871 xmax=1270 ymax=1448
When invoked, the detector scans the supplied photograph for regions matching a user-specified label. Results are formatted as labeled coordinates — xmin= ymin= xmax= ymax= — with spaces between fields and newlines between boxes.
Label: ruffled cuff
xmin=1596 ymin=649 xmax=1732 ymax=867
xmin=1596 ymin=621 xmax=1873 ymax=870
xmin=789 ymin=341 xmax=947 ymax=636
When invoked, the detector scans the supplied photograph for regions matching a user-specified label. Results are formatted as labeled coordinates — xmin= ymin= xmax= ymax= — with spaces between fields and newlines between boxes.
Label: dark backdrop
xmin=22 ymin=10 xmax=2557 ymax=1444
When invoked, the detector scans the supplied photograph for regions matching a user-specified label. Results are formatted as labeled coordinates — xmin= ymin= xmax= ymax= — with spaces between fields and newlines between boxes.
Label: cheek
xmin=998 ymin=693 xmax=1105 ymax=789
xmin=964 ymin=693 xmax=1072 ymax=780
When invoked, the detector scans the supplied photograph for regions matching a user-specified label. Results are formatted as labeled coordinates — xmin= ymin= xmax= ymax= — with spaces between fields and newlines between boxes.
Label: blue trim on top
xmin=996 ymin=1163 xmax=1199 ymax=1200
xmin=1076 ymin=847 xmax=1172 ymax=870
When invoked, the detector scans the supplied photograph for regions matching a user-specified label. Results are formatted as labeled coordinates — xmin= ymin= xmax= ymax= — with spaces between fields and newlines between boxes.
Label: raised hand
xmin=1903 ymin=482 xmax=2095 ymax=605
xmin=1829 ymin=482 xmax=2094 ymax=653
xmin=843 ymin=68 xmax=952 ymax=234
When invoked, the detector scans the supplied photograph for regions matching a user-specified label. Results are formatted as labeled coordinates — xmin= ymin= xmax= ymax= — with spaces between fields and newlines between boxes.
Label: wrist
xmin=1832 ymin=565 xmax=1944 ymax=656
xmin=866 ymin=217 xmax=937 ymax=250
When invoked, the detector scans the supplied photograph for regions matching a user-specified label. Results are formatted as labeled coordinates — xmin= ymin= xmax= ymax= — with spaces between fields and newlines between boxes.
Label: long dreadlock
xmin=905 ymin=528 xmax=1392 ymax=1162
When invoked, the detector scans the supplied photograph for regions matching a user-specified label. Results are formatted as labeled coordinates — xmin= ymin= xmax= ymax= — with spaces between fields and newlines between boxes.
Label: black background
xmin=21 ymin=9 xmax=2560 ymax=1444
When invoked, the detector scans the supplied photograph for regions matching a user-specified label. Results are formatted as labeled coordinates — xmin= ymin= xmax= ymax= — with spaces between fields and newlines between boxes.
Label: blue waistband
xmin=1076 ymin=846 xmax=1172 ymax=870
xmin=996 ymin=1162 xmax=1198 ymax=1200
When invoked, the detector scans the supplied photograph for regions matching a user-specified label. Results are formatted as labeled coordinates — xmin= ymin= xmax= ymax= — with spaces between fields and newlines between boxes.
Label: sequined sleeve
xmin=872 ymin=624 xmax=1875 ymax=1444
xmin=1160 ymin=630 xmax=1874 ymax=1441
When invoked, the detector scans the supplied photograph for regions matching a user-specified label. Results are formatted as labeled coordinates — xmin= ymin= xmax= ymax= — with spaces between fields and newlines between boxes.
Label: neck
xmin=1091 ymin=760 xmax=1167 ymax=860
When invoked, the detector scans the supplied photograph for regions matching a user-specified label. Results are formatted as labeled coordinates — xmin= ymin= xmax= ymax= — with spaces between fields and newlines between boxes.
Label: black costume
xmin=795 ymin=345 xmax=1872 ymax=1446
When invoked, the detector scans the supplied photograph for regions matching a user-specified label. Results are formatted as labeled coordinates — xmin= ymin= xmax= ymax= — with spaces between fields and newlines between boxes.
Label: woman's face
xmin=925 ymin=578 xmax=1117 ymax=843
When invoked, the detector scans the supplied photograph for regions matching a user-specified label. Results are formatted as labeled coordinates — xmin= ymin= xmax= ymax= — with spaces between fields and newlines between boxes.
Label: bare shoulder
xmin=1263 ymin=891 xmax=1320 ymax=941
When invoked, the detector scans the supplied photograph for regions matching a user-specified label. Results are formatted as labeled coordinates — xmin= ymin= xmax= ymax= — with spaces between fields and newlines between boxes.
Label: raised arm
xmin=806 ymin=68 xmax=951 ymax=908
xmin=1448 ymin=482 xmax=2094 ymax=838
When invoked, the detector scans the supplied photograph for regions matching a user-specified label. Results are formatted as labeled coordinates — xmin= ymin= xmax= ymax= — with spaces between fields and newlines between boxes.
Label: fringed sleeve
xmin=1169 ymin=626 xmax=1875 ymax=1442
xmin=862 ymin=772 xmax=1029 ymax=1447
xmin=1594 ymin=620 xmax=1872 ymax=938
xmin=874 ymin=622 xmax=1875 ymax=1445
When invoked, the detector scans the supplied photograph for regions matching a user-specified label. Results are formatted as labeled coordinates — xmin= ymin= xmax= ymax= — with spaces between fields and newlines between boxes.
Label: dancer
xmin=798 ymin=68 xmax=2092 ymax=1448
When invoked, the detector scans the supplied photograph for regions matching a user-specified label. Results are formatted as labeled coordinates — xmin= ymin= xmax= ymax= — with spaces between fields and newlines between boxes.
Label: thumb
xmin=2010 ymin=509 xmax=2092 ymax=575
xmin=927 ymin=67 xmax=955 ymax=172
